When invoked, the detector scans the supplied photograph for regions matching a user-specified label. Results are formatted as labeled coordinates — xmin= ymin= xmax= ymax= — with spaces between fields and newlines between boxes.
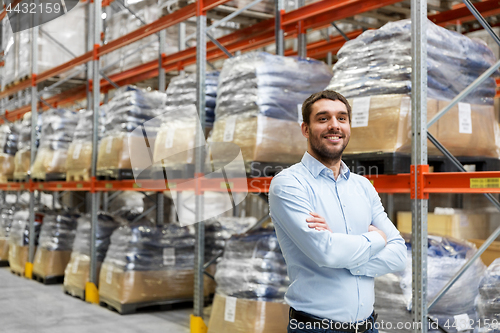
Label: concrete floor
xmin=0 ymin=267 xmax=196 ymax=333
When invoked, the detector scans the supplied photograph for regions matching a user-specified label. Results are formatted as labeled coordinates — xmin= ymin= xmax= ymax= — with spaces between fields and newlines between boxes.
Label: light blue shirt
xmin=269 ymin=152 xmax=407 ymax=323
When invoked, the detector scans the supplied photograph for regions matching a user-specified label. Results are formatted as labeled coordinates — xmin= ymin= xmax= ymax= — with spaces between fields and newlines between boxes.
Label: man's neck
xmin=307 ymin=150 xmax=342 ymax=180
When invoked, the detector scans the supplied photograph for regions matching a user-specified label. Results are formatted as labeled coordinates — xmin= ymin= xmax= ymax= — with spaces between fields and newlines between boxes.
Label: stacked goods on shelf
xmin=0 ymin=123 xmax=20 ymax=182
xmin=398 ymin=235 xmax=485 ymax=332
xmin=208 ymin=228 xmax=290 ymax=333
xmin=65 ymin=110 xmax=105 ymax=181
xmin=98 ymin=222 xmax=215 ymax=312
xmin=153 ymin=72 xmax=219 ymax=173
xmin=211 ymin=52 xmax=332 ymax=173
xmin=96 ymin=86 xmax=166 ymax=179
xmin=32 ymin=212 xmax=80 ymax=281
xmin=14 ymin=112 xmax=41 ymax=181
xmin=205 ymin=216 xmax=257 ymax=260
xmin=64 ymin=213 xmax=122 ymax=297
xmin=476 ymin=259 xmax=500 ymax=333
xmin=2 ymin=5 xmax=87 ymax=86
xmin=108 ymin=192 xmax=146 ymax=222
xmin=8 ymin=209 xmax=43 ymax=275
xmin=326 ymin=19 xmax=500 ymax=157
xmin=31 ymin=109 xmax=79 ymax=180
xmin=0 ymin=205 xmax=16 ymax=262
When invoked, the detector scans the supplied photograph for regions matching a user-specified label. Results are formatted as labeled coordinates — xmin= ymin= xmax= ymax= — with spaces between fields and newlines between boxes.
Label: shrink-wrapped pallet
xmin=63 ymin=213 xmax=121 ymax=294
xmin=0 ymin=205 xmax=15 ymax=261
xmin=33 ymin=212 xmax=79 ymax=279
xmin=8 ymin=210 xmax=42 ymax=275
xmin=14 ymin=112 xmax=41 ymax=180
xmin=0 ymin=123 xmax=20 ymax=182
xmin=208 ymin=228 xmax=290 ymax=333
xmin=31 ymin=109 xmax=78 ymax=180
xmin=476 ymin=259 xmax=500 ymax=333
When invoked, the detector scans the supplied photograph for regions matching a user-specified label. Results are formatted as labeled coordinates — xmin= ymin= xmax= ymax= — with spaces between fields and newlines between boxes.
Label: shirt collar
xmin=301 ymin=151 xmax=350 ymax=180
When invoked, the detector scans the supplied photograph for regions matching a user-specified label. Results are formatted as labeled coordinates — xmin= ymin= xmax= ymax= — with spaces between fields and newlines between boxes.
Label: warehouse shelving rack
xmin=0 ymin=0 xmax=499 ymax=332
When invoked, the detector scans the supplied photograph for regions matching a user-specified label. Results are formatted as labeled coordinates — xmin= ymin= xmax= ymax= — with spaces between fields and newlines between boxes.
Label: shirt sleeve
xmin=269 ymin=174 xmax=386 ymax=270
xmin=350 ymin=179 xmax=408 ymax=277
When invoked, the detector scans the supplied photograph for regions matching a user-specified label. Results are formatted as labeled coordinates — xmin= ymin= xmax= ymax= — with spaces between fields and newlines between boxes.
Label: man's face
xmin=301 ymin=99 xmax=351 ymax=164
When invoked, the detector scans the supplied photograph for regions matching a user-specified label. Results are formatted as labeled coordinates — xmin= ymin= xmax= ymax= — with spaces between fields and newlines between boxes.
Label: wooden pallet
xmin=13 ymin=175 xmax=29 ymax=182
xmin=5 ymin=75 xmax=31 ymax=89
xmin=63 ymin=286 xmax=85 ymax=301
xmin=0 ymin=260 xmax=9 ymax=267
xmin=66 ymin=170 xmax=90 ymax=182
xmin=32 ymin=272 xmax=64 ymax=285
xmin=10 ymin=269 xmax=24 ymax=277
xmin=32 ymin=172 xmax=66 ymax=182
xmin=99 ymin=295 xmax=205 ymax=315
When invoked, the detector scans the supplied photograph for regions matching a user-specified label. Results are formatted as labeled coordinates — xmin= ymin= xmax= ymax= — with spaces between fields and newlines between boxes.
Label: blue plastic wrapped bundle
xmin=38 ymin=212 xmax=80 ymax=252
xmin=327 ymin=19 xmax=498 ymax=105
xmin=214 ymin=228 xmax=289 ymax=302
xmin=215 ymin=52 xmax=333 ymax=121
xmin=477 ymin=258 xmax=500 ymax=333
xmin=165 ymin=71 xmax=220 ymax=125
xmin=400 ymin=234 xmax=486 ymax=332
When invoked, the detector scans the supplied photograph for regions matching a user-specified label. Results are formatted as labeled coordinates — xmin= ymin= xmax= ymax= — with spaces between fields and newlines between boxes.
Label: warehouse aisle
xmin=0 ymin=267 xmax=192 ymax=333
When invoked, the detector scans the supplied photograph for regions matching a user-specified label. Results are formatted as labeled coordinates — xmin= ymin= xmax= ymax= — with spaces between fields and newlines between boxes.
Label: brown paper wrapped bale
xmin=0 ymin=153 xmax=15 ymax=182
xmin=8 ymin=244 xmax=30 ymax=275
xmin=344 ymin=94 xmax=499 ymax=158
xmin=13 ymin=148 xmax=30 ymax=180
xmin=468 ymin=239 xmax=500 ymax=266
xmin=97 ymin=133 xmax=156 ymax=172
xmin=207 ymin=293 xmax=289 ymax=333
xmin=154 ymin=121 xmax=197 ymax=169
xmin=0 ymin=239 xmax=9 ymax=261
xmin=98 ymin=263 xmax=216 ymax=305
xmin=64 ymin=253 xmax=102 ymax=295
xmin=33 ymin=248 xmax=72 ymax=278
xmin=66 ymin=141 xmax=92 ymax=181
xmin=31 ymin=147 xmax=68 ymax=179
xmin=211 ymin=115 xmax=306 ymax=169
xmin=398 ymin=211 xmax=489 ymax=240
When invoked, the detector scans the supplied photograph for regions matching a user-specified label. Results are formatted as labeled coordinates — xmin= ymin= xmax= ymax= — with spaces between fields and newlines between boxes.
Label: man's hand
xmin=306 ymin=212 xmax=332 ymax=232
xmin=369 ymin=225 xmax=387 ymax=245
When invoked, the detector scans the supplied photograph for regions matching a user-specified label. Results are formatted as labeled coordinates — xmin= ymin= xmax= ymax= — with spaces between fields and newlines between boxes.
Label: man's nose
xmin=328 ymin=118 xmax=340 ymax=130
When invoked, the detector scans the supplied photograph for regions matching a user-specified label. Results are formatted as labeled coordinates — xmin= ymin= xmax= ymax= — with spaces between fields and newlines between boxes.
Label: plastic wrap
xmin=205 ymin=217 xmax=257 ymax=259
xmin=37 ymin=212 xmax=79 ymax=251
xmin=0 ymin=206 xmax=15 ymax=261
xmin=98 ymin=222 xmax=215 ymax=305
xmin=211 ymin=114 xmax=306 ymax=169
xmin=8 ymin=210 xmax=41 ymax=247
xmin=215 ymin=228 xmax=289 ymax=302
xmin=327 ymin=19 xmax=498 ymax=105
xmin=343 ymin=94 xmax=500 ymax=158
xmin=216 ymin=52 xmax=333 ymax=121
xmin=97 ymin=86 xmax=165 ymax=173
xmin=71 ymin=213 xmax=122 ymax=262
xmin=0 ymin=122 xmax=20 ymax=182
xmin=14 ymin=112 xmax=42 ymax=180
xmin=400 ymin=234 xmax=486 ymax=331
xmin=477 ymin=258 xmax=500 ymax=333
xmin=108 ymin=192 xmax=146 ymax=222
xmin=31 ymin=108 xmax=79 ymax=179
xmin=165 ymin=71 xmax=220 ymax=125
xmin=66 ymin=110 xmax=105 ymax=180
xmin=64 ymin=252 xmax=102 ymax=293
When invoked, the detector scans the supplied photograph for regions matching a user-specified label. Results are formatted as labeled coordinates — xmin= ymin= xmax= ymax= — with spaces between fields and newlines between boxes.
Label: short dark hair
xmin=301 ymin=90 xmax=351 ymax=125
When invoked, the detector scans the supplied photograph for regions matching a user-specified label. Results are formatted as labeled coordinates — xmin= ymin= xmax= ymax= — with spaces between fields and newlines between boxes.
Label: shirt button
xmin=349 ymin=228 xmax=352 ymax=231
xmin=357 ymin=270 xmax=360 ymax=274
xmin=361 ymin=303 xmax=364 ymax=306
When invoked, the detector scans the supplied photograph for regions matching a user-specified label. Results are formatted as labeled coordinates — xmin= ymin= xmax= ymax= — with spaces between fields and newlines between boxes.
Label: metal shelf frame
xmin=0 ymin=0 xmax=499 ymax=332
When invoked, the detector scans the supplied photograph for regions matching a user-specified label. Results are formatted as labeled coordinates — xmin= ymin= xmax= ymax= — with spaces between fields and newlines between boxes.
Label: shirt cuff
xmin=362 ymin=231 xmax=386 ymax=258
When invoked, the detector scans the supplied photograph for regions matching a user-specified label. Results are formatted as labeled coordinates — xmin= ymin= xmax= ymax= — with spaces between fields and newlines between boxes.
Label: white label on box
xmin=458 ymin=103 xmax=472 ymax=134
xmin=163 ymin=248 xmax=175 ymax=266
xmin=164 ymin=128 xmax=176 ymax=149
xmin=72 ymin=143 xmax=83 ymax=160
xmin=106 ymin=138 xmax=113 ymax=154
xmin=454 ymin=313 xmax=472 ymax=331
xmin=223 ymin=117 xmax=237 ymax=142
xmin=72 ymin=257 xmax=79 ymax=274
xmin=106 ymin=267 xmax=113 ymax=284
xmin=297 ymin=104 xmax=303 ymax=124
xmin=36 ymin=253 xmax=42 ymax=264
xmin=224 ymin=296 xmax=237 ymax=323
xmin=351 ymin=97 xmax=371 ymax=128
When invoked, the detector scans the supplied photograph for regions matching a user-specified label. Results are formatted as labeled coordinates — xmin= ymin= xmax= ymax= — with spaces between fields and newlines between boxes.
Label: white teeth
xmin=326 ymin=136 xmax=340 ymax=140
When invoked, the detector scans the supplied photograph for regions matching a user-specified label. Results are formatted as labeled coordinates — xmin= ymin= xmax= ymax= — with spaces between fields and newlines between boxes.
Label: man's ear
xmin=301 ymin=122 xmax=309 ymax=139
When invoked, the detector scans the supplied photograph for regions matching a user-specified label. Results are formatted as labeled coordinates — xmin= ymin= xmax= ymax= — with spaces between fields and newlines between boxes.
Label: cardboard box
xmin=64 ymin=253 xmax=102 ymax=291
xmin=207 ymin=293 xmax=289 ymax=333
xmin=66 ymin=141 xmax=92 ymax=180
xmin=211 ymin=115 xmax=307 ymax=168
xmin=8 ymin=244 xmax=31 ymax=275
xmin=467 ymin=239 xmax=500 ymax=266
xmin=0 ymin=153 xmax=15 ymax=182
xmin=13 ymin=148 xmax=30 ymax=180
xmin=98 ymin=263 xmax=216 ymax=305
xmin=33 ymin=248 xmax=72 ymax=278
xmin=97 ymin=133 xmax=156 ymax=171
xmin=344 ymin=94 xmax=499 ymax=157
xmin=0 ymin=238 xmax=9 ymax=261
xmin=397 ymin=211 xmax=489 ymax=240
xmin=153 ymin=120 xmax=197 ymax=169
xmin=31 ymin=147 xmax=68 ymax=179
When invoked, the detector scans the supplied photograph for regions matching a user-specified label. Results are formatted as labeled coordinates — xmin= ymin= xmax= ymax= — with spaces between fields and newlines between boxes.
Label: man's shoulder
xmin=271 ymin=162 xmax=310 ymax=187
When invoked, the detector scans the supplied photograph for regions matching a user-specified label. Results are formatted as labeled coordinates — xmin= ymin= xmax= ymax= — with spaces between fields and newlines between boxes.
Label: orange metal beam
xmin=429 ymin=0 xmax=500 ymax=26
xmin=424 ymin=171 xmax=500 ymax=194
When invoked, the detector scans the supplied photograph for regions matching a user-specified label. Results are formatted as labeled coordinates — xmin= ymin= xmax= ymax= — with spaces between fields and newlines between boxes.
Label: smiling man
xmin=269 ymin=90 xmax=407 ymax=333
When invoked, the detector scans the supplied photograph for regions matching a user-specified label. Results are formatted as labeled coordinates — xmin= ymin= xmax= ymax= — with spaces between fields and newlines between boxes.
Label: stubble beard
xmin=309 ymin=132 xmax=349 ymax=165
